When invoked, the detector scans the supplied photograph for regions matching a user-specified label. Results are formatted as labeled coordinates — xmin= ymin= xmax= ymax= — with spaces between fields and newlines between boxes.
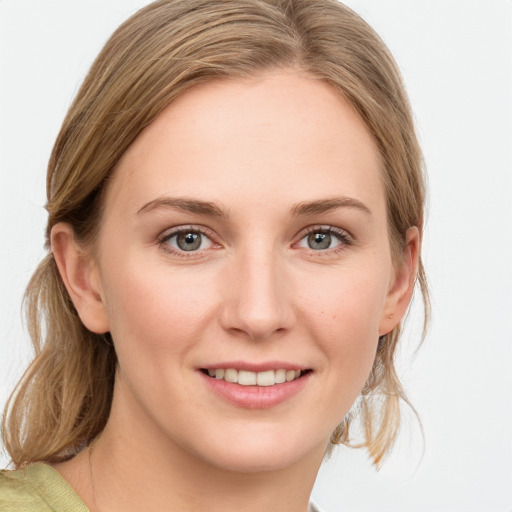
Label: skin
xmin=51 ymin=71 xmax=419 ymax=512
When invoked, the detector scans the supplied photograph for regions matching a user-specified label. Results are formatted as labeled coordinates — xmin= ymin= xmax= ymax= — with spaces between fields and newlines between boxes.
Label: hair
xmin=2 ymin=0 xmax=428 ymax=469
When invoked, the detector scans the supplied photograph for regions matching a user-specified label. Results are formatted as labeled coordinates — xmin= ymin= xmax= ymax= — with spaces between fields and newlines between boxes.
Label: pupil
xmin=177 ymin=232 xmax=201 ymax=251
xmin=308 ymin=232 xmax=331 ymax=250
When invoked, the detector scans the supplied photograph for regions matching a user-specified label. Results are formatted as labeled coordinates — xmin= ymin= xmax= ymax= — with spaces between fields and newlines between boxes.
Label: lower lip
xmin=200 ymin=371 xmax=311 ymax=409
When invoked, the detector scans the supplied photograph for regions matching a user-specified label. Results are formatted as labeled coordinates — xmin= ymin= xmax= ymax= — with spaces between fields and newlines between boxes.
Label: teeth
xmin=275 ymin=369 xmax=286 ymax=384
xmin=224 ymin=368 xmax=238 ymax=383
xmin=206 ymin=368 xmax=304 ymax=386
xmin=256 ymin=370 xmax=275 ymax=387
xmin=238 ymin=370 xmax=257 ymax=385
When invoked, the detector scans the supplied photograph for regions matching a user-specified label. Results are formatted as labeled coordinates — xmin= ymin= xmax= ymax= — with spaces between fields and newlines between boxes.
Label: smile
xmin=199 ymin=366 xmax=312 ymax=408
xmin=202 ymin=368 xmax=307 ymax=387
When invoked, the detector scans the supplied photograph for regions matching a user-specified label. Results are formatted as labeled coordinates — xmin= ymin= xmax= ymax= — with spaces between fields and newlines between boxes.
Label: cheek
xmin=298 ymin=263 xmax=389 ymax=388
xmin=301 ymin=264 xmax=388 ymax=342
xmin=101 ymin=256 xmax=217 ymax=362
xmin=306 ymin=299 xmax=381 ymax=429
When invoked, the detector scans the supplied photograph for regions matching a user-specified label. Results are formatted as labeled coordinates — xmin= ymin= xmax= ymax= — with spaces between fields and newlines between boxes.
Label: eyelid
xmin=155 ymin=223 xmax=354 ymax=258
xmin=294 ymin=225 xmax=354 ymax=252
xmin=157 ymin=225 xmax=220 ymax=256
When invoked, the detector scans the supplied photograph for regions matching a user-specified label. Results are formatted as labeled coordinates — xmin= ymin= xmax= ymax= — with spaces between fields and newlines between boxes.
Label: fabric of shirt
xmin=0 ymin=462 xmax=89 ymax=511
xmin=0 ymin=462 xmax=323 ymax=511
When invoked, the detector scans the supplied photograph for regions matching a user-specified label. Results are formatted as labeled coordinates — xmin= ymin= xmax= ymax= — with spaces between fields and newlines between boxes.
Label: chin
xmin=187 ymin=425 xmax=328 ymax=474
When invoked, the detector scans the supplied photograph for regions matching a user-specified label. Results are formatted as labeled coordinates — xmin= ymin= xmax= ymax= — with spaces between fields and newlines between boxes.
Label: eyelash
xmin=157 ymin=225 xmax=353 ymax=258
xmin=297 ymin=225 xmax=353 ymax=255
xmin=157 ymin=226 xmax=218 ymax=258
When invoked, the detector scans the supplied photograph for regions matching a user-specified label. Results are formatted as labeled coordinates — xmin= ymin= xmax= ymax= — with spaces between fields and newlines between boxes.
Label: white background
xmin=1 ymin=1 xmax=511 ymax=510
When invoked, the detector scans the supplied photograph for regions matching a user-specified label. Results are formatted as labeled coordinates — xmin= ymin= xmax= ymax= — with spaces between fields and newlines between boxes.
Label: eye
xmin=161 ymin=228 xmax=215 ymax=253
xmin=297 ymin=227 xmax=350 ymax=251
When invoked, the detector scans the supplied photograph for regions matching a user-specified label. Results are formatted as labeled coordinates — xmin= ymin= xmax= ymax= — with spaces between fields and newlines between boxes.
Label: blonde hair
xmin=2 ymin=0 xmax=428 ymax=468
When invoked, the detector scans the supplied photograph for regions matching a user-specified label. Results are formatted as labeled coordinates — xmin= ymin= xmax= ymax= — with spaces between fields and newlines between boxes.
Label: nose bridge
xmin=221 ymin=240 xmax=293 ymax=340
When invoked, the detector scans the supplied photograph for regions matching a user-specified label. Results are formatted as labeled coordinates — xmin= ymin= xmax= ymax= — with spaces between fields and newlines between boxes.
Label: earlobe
xmin=51 ymin=222 xmax=110 ymax=334
xmin=379 ymin=227 xmax=420 ymax=336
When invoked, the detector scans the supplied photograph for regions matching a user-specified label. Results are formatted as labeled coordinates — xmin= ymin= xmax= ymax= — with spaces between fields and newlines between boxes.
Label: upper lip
xmin=198 ymin=361 xmax=309 ymax=372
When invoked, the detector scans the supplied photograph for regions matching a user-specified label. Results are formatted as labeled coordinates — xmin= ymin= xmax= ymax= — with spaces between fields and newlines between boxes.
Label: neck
xmin=84 ymin=383 xmax=325 ymax=512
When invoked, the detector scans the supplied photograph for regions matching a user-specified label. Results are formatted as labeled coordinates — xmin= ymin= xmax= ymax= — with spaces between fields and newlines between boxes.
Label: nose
xmin=219 ymin=245 xmax=295 ymax=341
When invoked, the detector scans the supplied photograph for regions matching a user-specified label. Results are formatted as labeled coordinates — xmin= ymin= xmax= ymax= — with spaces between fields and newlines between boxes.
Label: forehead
xmin=108 ymin=71 xmax=384 ymax=217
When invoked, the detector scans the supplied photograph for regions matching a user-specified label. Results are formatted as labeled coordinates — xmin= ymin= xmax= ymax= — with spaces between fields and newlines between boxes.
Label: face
xmin=64 ymin=71 xmax=415 ymax=473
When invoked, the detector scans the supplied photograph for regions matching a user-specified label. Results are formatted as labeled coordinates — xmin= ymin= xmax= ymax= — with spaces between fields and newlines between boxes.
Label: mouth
xmin=200 ymin=368 xmax=311 ymax=387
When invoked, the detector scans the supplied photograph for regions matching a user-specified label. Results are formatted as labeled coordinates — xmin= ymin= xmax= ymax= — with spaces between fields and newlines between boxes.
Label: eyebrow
xmin=137 ymin=197 xmax=228 ymax=218
xmin=136 ymin=195 xmax=371 ymax=218
xmin=291 ymin=197 xmax=372 ymax=217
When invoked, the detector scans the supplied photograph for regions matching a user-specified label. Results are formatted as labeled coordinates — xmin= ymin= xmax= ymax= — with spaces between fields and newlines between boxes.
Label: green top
xmin=0 ymin=462 xmax=89 ymax=511
xmin=0 ymin=462 xmax=323 ymax=511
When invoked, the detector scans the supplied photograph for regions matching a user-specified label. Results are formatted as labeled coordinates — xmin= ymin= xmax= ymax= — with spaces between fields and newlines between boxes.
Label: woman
xmin=0 ymin=1 xmax=428 ymax=510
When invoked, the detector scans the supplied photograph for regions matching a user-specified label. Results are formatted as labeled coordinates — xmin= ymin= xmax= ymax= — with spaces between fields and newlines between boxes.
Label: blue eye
xmin=163 ymin=229 xmax=214 ymax=252
xmin=297 ymin=228 xmax=349 ymax=251
xmin=307 ymin=232 xmax=335 ymax=250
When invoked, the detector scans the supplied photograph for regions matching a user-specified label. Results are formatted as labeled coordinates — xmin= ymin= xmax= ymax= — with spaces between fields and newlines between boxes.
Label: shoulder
xmin=0 ymin=463 xmax=89 ymax=511
xmin=0 ymin=464 xmax=50 ymax=511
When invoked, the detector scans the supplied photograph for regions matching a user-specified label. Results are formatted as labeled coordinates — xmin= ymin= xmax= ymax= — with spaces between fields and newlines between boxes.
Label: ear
xmin=51 ymin=222 xmax=110 ymax=334
xmin=379 ymin=227 xmax=420 ymax=336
